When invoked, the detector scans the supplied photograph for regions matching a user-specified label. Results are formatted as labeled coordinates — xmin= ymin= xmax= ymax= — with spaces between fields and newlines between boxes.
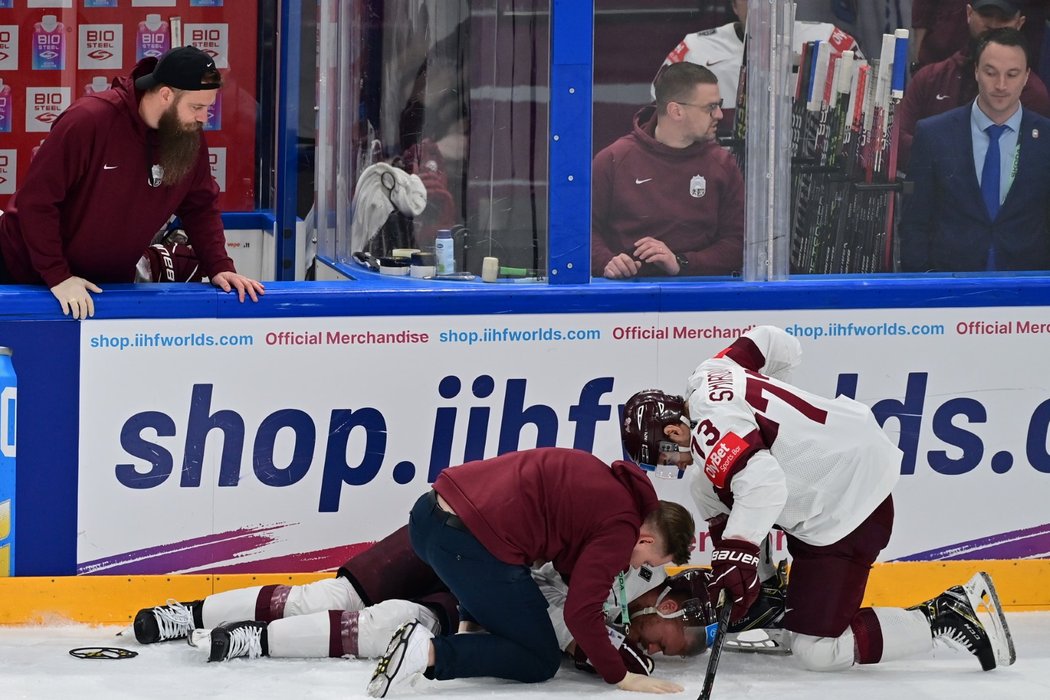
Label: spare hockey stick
xmin=698 ymin=592 xmax=733 ymax=700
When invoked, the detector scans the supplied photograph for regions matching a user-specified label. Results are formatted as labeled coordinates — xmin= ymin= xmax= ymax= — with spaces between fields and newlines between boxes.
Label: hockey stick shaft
xmin=698 ymin=594 xmax=734 ymax=700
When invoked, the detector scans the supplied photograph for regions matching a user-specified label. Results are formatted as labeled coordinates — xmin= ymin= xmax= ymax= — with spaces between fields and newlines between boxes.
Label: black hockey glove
xmin=573 ymin=630 xmax=654 ymax=676
xmin=707 ymin=539 xmax=761 ymax=623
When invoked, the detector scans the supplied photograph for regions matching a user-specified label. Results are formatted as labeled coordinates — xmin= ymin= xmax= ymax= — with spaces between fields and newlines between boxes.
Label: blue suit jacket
xmin=899 ymin=103 xmax=1050 ymax=271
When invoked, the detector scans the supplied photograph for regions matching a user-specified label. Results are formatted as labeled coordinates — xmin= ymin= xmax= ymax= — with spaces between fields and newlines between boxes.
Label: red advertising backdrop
xmin=0 ymin=0 xmax=258 ymax=212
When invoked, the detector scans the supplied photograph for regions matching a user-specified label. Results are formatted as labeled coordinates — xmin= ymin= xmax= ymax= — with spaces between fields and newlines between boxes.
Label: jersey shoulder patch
xmin=696 ymin=28 xmax=718 ymax=37
xmin=704 ymin=432 xmax=750 ymax=489
xmin=668 ymin=41 xmax=689 ymax=63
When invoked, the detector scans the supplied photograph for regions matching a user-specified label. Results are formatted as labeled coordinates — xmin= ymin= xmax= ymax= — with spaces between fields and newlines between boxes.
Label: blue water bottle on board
xmin=0 ymin=346 xmax=15 ymax=576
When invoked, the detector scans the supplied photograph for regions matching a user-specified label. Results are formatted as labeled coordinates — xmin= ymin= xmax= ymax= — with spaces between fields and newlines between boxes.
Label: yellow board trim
xmin=0 ymin=573 xmax=330 ymax=626
xmin=0 ymin=560 xmax=1047 ymax=626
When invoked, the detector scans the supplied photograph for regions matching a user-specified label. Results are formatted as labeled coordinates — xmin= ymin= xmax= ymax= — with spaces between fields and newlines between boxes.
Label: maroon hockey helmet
xmin=622 ymin=390 xmax=687 ymax=467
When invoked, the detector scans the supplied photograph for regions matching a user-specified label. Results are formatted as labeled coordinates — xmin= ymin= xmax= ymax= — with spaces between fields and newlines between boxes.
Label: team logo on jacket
xmin=704 ymin=432 xmax=748 ymax=488
xmin=690 ymin=175 xmax=706 ymax=198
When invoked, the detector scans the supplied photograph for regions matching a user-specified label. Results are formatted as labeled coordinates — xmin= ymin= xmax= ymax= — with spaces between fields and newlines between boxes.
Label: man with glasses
xmin=592 ymin=62 xmax=744 ymax=279
xmin=657 ymin=0 xmax=860 ymax=136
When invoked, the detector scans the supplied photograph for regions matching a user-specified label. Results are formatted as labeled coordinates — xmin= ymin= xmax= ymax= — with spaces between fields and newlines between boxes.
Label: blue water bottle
xmin=0 ymin=346 xmax=15 ymax=576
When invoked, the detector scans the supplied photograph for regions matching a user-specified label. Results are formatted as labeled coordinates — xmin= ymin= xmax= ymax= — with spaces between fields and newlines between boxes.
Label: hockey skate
xmin=367 ymin=620 xmax=434 ymax=698
xmin=188 ymin=621 xmax=269 ymax=662
xmin=132 ymin=599 xmax=202 ymax=644
xmin=910 ymin=571 xmax=1016 ymax=671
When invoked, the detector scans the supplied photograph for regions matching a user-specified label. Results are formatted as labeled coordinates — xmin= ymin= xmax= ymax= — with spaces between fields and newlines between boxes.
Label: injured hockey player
xmin=129 ymin=525 xmax=731 ymax=677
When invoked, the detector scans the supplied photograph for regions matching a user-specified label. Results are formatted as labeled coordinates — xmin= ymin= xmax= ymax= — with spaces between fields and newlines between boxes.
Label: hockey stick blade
xmin=699 ymin=596 xmax=734 ymax=700
xmin=963 ymin=571 xmax=1017 ymax=668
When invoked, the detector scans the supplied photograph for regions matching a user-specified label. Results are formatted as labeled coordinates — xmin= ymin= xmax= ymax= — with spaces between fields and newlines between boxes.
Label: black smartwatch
xmin=674 ymin=253 xmax=689 ymax=272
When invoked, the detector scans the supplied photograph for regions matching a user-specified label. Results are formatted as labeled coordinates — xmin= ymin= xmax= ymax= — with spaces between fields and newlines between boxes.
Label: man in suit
xmin=897 ymin=0 xmax=1050 ymax=171
xmin=899 ymin=27 xmax=1050 ymax=272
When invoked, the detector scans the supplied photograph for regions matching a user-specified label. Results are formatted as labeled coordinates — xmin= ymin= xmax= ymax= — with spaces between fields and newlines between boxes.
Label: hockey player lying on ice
xmin=622 ymin=324 xmax=1016 ymax=674
xmin=132 ymin=524 xmax=784 ymax=675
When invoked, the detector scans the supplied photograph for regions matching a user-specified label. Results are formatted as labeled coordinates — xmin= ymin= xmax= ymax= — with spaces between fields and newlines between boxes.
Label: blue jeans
xmin=409 ymin=492 xmax=562 ymax=683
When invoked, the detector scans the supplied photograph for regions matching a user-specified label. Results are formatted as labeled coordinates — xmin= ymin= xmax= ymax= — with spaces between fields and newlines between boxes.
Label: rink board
xmin=0 ymin=560 xmax=1048 ymax=626
xmin=75 ymin=308 xmax=1050 ymax=574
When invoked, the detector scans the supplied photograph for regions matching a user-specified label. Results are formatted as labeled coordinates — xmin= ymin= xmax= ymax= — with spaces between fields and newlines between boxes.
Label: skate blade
xmin=725 ymin=629 xmax=792 ymax=655
xmin=963 ymin=572 xmax=1017 ymax=668
xmin=187 ymin=628 xmax=212 ymax=650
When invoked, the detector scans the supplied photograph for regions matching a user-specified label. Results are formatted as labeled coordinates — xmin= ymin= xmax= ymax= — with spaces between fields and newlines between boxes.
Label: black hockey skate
xmin=133 ymin=599 xmax=202 ymax=644
xmin=910 ymin=572 xmax=1016 ymax=671
xmin=195 ymin=621 xmax=269 ymax=662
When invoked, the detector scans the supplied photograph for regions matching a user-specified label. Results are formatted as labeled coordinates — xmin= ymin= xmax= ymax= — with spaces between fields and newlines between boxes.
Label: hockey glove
xmin=707 ymin=539 xmax=762 ymax=623
xmin=573 ymin=629 xmax=654 ymax=676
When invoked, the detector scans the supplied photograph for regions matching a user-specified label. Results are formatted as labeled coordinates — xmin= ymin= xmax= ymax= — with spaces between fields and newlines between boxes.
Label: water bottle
xmin=435 ymin=229 xmax=455 ymax=275
xmin=0 ymin=347 xmax=15 ymax=576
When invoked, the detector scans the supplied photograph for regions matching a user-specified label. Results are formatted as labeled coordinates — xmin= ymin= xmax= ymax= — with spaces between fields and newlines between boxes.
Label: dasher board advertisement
xmin=78 ymin=309 xmax=1050 ymax=574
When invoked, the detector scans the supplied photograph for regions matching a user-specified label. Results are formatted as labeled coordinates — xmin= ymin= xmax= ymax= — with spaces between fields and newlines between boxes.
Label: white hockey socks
xmin=869 ymin=607 xmax=932 ymax=662
xmin=201 ymin=576 xmax=362 ymax=628
xmin=267 ymin=611 xmax=333 ymax=658
xmin=345 ymin=600 xmax=442 ymax=659
xmin=201 ymin=586 xmax=264 ymax=629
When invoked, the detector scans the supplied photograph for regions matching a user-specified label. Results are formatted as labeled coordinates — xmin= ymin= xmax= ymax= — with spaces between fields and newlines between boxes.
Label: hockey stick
xmin=698 ymin=592 xmax=733 ymax=700
xmin=882 ymin=29 xmax=909 ymax=270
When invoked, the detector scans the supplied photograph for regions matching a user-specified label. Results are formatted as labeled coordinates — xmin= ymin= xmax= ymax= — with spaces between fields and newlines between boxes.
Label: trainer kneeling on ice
xmin=366 ymin=447 xmax=696 ymax=696
xmin=621 ymin=325 xmax=1016 ymax=674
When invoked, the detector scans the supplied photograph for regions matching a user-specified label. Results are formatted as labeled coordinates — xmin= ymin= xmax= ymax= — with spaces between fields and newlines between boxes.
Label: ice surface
xmin=1 ymin=613 xmax=1047 ymax=700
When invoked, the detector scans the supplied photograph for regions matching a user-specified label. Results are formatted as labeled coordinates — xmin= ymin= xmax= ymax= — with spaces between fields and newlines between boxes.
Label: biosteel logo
xmin=26 ymin=87 xmax=69 ymax=132
xmin=79 ymin=25 xmax=121 ymax=69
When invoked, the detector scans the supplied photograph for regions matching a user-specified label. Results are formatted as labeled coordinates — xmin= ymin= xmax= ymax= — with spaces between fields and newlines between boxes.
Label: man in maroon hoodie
xmin=0 ymin=46 xmax=264 ymax=319
xmin=366 ymin=447 xmax=696 ymax=697
xmin=591 ymin=61 xmax=744 ymax=279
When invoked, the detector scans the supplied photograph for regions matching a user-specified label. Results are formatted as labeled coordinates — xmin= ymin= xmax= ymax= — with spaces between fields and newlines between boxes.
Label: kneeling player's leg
xmin=783 ymin=496 xmax=926 ymax=670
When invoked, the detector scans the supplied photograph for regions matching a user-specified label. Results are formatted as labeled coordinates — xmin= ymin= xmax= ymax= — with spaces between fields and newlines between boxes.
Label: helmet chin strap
xmin=631 ymin=587 xmax=683 ymax=621
xmin=632 ymin=587 xmax=711 ymax=627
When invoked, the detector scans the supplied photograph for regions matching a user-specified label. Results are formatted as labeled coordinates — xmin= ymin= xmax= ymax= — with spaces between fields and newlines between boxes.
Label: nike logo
xmin=706 ymin=59 xmax=727 ymax=66
xmin=103 ymin=164 xmax=118 ymax=170
xmin=935 ymin=94 xmax=950 ymax=101
xmin=635 ymin=178 xmax=653 ymax=184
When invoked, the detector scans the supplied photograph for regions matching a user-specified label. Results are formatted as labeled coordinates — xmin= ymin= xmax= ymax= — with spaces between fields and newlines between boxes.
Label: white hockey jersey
xmin=534 ymin=563 xmax=666 ymax=650
xmin=684 ymin=326 xmax=900 ymax=547
xmin=659 ymin=21 xmax=859 ymax=106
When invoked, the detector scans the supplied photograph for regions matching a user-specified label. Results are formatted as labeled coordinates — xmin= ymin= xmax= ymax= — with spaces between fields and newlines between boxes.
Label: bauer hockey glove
xmin=573 ymin=627 xmax=654 ymax=676
xmin=707 ymin=539 xmax=762 ymax=623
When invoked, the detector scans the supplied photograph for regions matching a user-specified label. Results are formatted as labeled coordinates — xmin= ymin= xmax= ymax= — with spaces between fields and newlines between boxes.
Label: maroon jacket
xmin=898 ymin=50 xmax=1050 ymax=171
xmin=434 ymin=447 xmax=659 ymax=685
xmin=591 ymin=106 xmax=744 ymax=277
xmin=0 ymin=58 xmax=235 ymax=287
